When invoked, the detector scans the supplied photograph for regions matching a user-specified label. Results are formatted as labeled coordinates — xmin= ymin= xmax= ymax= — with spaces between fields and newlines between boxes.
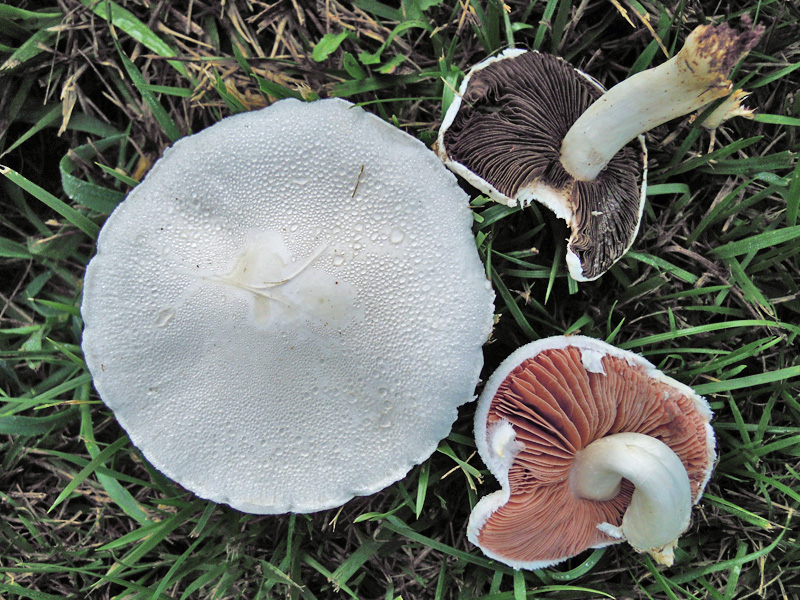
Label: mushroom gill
xmin=440 ymin=51 xmax=598 ymax=200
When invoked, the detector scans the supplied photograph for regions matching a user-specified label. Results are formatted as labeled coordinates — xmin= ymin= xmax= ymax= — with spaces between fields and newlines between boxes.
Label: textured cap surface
xmin=436 ymin=50 xmax=647 ymax=281
xmin=82 ymin=98 xmax=495 ymax=514
xmin=469 ymin=336 xmax=714 ymax=569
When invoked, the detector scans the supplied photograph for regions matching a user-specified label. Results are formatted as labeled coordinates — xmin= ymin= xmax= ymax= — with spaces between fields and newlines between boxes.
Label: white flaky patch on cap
xmin=82 ymin=98 xmax=495 ymax=514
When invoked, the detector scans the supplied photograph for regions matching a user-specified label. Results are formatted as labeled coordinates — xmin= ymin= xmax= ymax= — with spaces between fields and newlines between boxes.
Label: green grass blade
xmin=0 ymin=407 xmax=80 ymax=436
xmin=0 ymin=582 xmax=65 ymax=600
xmin=77 ymin=0 xmax=191 ymax=80
xmin=1 ymin=104 xmax=61 ymax=157
xmin=0 ymin=237 xmax=33 ymax=259
xmin=621 ymin=320 xmax=800 ymax=350
xmin=489 ymin=263 xmax=539 ymax=341
xmin=693 ymin=366 xmax=800 ymax=395
xmin=382 ymin=514 xmax=508 ymax=571
xmin=79 ymin=402 xmax=152 ymax=525
xmin=0 ymin=20 xmax=59 ymax=71
xmin=59 ymin=133 xmax=135 ymax=213
xmin=329 ymin=536 xmax=382 ymax=591
xmin=49 ymin=435 xmax=130 ymax=512
xmin=0 ymin=166 xmax=99 ymax=238
xmin=785 ymin=161 xmax=800 ymax=226
xmin=0 ymin=6 xmax=61 ymax=19
xmin=710 ymin=225 xmax=800 ymax=259
xmin=114 ymin=46 xmax=183 ymax=142
xmin=532 ymin=0 xmax=560 ymax=51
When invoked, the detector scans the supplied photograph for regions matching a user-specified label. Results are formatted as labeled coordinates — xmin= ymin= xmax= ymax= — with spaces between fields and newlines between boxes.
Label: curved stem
xmin=560 ymin=22 xmax=762 ymax=181
xmin=570 ymin=432 xmax=692 ymax=565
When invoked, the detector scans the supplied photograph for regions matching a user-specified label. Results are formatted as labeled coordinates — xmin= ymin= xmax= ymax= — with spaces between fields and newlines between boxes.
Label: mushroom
xmin=81 ymin=98 xmax=495 ymax=514
xmin=469 ymin=336 xmax=715 ymax=569
xmin=436 ymin=21 xmax=762 ymax=281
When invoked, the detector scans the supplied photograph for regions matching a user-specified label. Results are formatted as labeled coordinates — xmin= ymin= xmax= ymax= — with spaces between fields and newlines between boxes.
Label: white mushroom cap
xmin=81 ymin=98 xmax=495 ymax=514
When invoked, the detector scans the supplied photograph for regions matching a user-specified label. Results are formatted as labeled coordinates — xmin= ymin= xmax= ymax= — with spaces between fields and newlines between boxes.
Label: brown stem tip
xmin=687 ymin=18 xmax=765 ymax=82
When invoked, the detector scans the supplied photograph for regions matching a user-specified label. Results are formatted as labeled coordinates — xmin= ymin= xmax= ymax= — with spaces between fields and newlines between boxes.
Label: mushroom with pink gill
xmin=470 ymin=336 xmax=715 ymax=568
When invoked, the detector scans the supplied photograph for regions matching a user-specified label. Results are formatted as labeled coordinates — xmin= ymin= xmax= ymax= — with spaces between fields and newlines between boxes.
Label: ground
xmin=1 ymin=1 xmax=799 ymax=599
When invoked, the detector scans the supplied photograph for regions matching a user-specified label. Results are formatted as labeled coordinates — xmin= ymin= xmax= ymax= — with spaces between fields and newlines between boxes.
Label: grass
xmin=1 ymin=0 xmax=798 ymax=598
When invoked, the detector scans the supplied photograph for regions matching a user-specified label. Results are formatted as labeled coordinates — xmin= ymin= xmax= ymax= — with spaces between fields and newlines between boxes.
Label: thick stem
xmin=570 ymin=432 xmax=692 ymax=565
xmin=560 ymin=22 xmax=763 ymax=181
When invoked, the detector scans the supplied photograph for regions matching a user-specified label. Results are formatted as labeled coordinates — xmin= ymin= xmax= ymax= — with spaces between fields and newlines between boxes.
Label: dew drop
xmin=389 ymin=229 xmax=405 ymax=244
xmin=332 ymin=255 xmax=345 ymax=267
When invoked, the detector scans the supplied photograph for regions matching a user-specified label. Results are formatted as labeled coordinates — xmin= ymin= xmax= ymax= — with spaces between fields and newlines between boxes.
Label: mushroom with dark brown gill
xmin=469 ymin=336 xmax=715 ymax=569
xmin=436 ymin=21 xmax=763 ymax=281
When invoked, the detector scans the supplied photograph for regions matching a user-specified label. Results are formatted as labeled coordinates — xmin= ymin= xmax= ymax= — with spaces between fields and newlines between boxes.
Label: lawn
xmin=1 ymin=0 xmax=798 ymax=598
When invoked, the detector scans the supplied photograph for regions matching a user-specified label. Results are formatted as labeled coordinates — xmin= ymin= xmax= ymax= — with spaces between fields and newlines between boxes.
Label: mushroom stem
xmin=560 ymin=22 xmax=763 ymax=182
xmin=569 ymin=432 xmax=692 ymax=566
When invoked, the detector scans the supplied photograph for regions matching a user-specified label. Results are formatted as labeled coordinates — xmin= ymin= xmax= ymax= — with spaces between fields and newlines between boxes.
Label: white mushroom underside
xmin=82 ymin=99 xmax=495 ymax=514
xmin=474 ymin=336 xmax=713 ymax=486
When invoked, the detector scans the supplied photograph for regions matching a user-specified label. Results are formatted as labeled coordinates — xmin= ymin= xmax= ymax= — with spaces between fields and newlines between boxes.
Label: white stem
xmin=570 ymin=432 xmax=692 ymax=565
xmin=560 ymin=23 xmax=756 ymax=181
